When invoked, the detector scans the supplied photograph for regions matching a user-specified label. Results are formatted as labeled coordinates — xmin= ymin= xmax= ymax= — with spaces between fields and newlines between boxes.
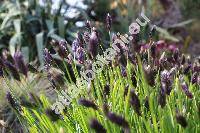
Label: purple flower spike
xmin=83 ymin=31 xmax=90 ymax=43
xmin=106 ymin=13 xmax=112 ymax=31
xmin=43 ymin=48 xmax=53 ymax=71
xmin=121 ymin=66 xmax=127 ymax=77
xmin=67 ymin=53 xmax=73 ymax=64
xmin=130 ymin=89 xmax=141 ymax=116
xmin=14 ymin=51 xmax=28 ymax=77
xmin=161 ymin=70 xmax=172 ymax=95
xmin=181 ymin=54 xmax=186 ymax=65
xmin=72 ymin=39 xmax=79 ymax=54
xmin=88 ymin=27 xmax=99 ymax=59
xmin=191 ymin=72 xmax=198 ymax=84
xmin=90 ymin=119 xmax=106 ymax=133
xmin=183 ymin=63 xmax=192 ymax=75
xmin=4 ymin=61 xmax=20 ymax=81
xmin=173 ymin=48 xmax=180 ymax=62
xmin=181 ymin=82 xmax=193 ymax=99
xmin=58 ymin=40 xmax=68 ymax=59
xmin=158 ymin=86 xmax=166 ymax=108
xmin=85 ymin=20 xmax=91 ymax=30
xmin=78 ymin=98 xmax=98 ymax=110
xmin=107 ymin=112 xmax=130 ymax=130
xmin=76 ymin=47 xmax=85 ymax=64
xmin=192 ymin=63 xmax=200 ymax=73
xmin=150 ymin=43 xmax=157 ymax=59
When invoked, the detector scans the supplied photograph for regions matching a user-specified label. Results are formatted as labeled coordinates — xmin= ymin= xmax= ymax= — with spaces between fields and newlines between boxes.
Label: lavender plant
xmin=0 ymin=13 xmax=199 ymax=133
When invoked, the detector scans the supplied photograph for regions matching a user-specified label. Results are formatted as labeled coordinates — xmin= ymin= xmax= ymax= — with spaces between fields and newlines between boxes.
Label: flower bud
xmin=173 ymin=48 xmax=180 ymax=63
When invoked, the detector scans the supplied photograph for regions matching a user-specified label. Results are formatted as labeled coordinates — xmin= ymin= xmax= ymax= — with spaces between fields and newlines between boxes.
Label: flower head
xmin=90 ymin=118 xmax=106 ymax=133
xmin=106 ymin=13 xmax=112 ymax=31
xmin=161 ymin=70 xmax=173 ymax=95
xmin=191 ymin=72 xmax=198 ymax=84
xmin=181 ymin=82 xmax=193 ymax=99
xmin=85 ymin=20 xmax=91 ymax=30
xmin=130 ymin=89 xmax=141 ymax=116
xmin=4 ymin=61 xmax=20 ymax=81
xmin=107 ymin=112 xmax=130 ymax=130
xmin=78 ymin=98 xmax=98 ymax=110
xmin=88 ymin=27 xmax=99 ymax=59
xmin=83 ymin=31 xmax=90 ymax=43
xmin=121 ymin=66 xmax=127 ymax=77
xmin=150 ymin=42 xmax=157 ymax=59
xmin=58 ymin=40 xmax=68 ymax=59
xmin=43 ymin=48 xmax=53 ymax=71
xmin=76 ymin=47 xmax=85 ymax=64
xmin=158 ymin=86 xmax=166 ymax=108
xmin=172 ymin=48 xmax=180 ymax=63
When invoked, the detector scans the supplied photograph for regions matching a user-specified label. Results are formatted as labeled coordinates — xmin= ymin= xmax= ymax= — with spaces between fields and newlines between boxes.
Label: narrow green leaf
xmin=13 ymin=19 xmax=21 ymax=33
xmin=58 ymin=16 xmax=65 ymax=38
xmin=36 ymin=32 xmax=44 ymax=66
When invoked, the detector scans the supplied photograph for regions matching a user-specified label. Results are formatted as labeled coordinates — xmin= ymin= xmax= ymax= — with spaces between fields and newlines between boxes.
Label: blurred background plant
xmin=0 ymin=0 xmax=199 ymax=68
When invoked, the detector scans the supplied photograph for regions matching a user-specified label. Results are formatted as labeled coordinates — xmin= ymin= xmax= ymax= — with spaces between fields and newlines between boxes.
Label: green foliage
xmin=4 ymin=58 xmax=199 ymax=133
